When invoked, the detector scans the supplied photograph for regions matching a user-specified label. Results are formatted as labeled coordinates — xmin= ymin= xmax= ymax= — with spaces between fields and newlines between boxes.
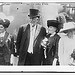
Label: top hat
xmin=0 ymin=19 xmax=10 ymax=28
xmin=28 ymin=9 xmax=40 ymax=18
xmin=60 ymin=22 xmax=75 ymax=32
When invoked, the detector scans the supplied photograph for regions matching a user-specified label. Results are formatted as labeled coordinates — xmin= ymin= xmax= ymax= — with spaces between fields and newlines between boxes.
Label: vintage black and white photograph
xmin=0 ymin=0 xmax=75 ymax=73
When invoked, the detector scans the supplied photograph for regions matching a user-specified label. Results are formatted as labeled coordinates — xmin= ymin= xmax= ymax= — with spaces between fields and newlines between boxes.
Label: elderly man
xmin=16 ymin=9 xmax=46 ymax=65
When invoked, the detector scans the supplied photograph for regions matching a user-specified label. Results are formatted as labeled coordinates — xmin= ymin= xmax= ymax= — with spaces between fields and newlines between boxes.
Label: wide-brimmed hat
xmin=0 ymin=19 xmax=10 ymax=28
xmin=28 ymin=9 xmax=40 ymax=18
xmin=60 ymin=22 xmax=75 ymax=32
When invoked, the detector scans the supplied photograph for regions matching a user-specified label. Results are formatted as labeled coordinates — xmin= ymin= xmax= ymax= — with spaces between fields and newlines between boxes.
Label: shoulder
xmin=54 ymin=34 xmax=60 ymax=40
xmin=41 ymin=26 xmax=46 ymax=30
xmin=20 ymin=24 xmax=28 ymax=29
xmin=40 ymin=26 xmax=46 ymax=35
xmin=19 ymin=23 xmax=30 ymax=31
xmin=59 ymin=35 xmax=68 ymax=43
xmin=39 ymin=25 xmax=46 ymax=31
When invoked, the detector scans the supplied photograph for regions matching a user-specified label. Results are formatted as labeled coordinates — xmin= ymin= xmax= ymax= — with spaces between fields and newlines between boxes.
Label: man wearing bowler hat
xmin=16 ymin=9 xmax=46 ymax=65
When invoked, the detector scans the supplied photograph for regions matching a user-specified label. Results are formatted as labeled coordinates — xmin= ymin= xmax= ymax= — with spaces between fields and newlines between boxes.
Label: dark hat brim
xmin=47 ymin=20 xmax=61 ymax=28
xmin=28 ymin=15 xmax=40 ymax=18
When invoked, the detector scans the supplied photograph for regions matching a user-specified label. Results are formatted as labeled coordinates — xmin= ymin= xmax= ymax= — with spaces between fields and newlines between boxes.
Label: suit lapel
xmin=21 ymin=24 xmax=30 ymax=46
xmin=34 ymin=24 xmax=42 ymax=40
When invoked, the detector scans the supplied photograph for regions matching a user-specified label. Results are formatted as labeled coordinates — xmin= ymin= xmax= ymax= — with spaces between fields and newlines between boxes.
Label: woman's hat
xmin=28 ymin=9 xmax=40 ymax=18
xmin=47 ymin=20 xmax=61 ymax=33
xmin=0 ymin=19 xmax=10 ymax=28
xmin=60 ymin=22 xmax=75 ymax=32
xmin=47 ymin=20 xmax=61 ymax=28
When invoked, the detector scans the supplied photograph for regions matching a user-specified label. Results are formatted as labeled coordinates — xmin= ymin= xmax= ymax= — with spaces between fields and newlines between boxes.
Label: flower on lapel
xmin=41 ymin=37 xmax=48 ymax=48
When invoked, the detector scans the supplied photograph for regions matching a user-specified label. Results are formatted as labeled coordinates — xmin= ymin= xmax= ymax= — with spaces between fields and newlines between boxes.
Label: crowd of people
xmin=0 ymin=8 xmax=75 ymax=66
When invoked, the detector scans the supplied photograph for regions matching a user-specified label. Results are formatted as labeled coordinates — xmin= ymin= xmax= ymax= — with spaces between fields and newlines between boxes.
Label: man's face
xmin=48 ymin=26 xmax=57 ymax=34
xmin=30 ymin=17 xmax=39 ymax=26
xmin=0 ymin=25 xmax=5 ymax=33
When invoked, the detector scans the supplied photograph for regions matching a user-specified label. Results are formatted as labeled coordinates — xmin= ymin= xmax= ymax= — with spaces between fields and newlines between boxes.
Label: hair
xmin=65 ymin=16 xmax=73 ymax=22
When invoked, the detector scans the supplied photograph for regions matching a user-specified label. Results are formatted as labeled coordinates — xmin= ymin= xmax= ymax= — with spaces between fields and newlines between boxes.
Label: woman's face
xmin=67 ymin=29 xmax=75 ymax=38
xmin=48 ymin=26 xmax=57 ymax=34
xmin=72 ymin=30 xmax=75 ymax=35
xmin=0 ymin=25 xmax=5 ymax=33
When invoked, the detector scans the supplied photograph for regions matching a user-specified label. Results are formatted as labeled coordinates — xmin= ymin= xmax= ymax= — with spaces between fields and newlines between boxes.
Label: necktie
xmin=28 ymin=25 xmax=36 ymax=54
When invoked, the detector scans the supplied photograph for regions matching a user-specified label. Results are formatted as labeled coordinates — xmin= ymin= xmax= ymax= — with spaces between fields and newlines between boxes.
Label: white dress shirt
xmin=27 ymin=24 xmax=36 ymax=54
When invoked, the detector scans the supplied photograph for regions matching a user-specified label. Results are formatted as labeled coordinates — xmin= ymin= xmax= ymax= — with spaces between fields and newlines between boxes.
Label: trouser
xmin=43 ymin=55 xmax=54 ymax=65
xmin=43 ymin=56 xmax=60 ymax=65
xmin=0 ymin=55 xmax=10 ymax=65
xmin=24 ymin=52 xmax=42 ymax=65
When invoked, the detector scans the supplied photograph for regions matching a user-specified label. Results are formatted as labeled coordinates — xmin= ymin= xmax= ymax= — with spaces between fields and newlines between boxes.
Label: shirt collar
xmin=50 ymin=32 xmax=56 ymax=37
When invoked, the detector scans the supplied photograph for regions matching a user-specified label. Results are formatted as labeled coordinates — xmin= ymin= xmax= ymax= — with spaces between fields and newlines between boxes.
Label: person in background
xmin=10 ymin=29 xmax=19 ymax=66
xmin=58 ymin=22 xmax=75 ymax=66
xmin=0 ymin=18 xmax=14 ymax=65
xmin=16 ymin=9 xmax=46 ymax=65
xmin=57 ymin=12 xmax=75 ymax=38
xmin=41 ymin=20 xmax=61 ymax=65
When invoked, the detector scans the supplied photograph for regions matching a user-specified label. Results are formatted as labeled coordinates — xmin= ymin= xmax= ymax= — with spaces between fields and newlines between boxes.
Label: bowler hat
xmin=0 ymin=19 xmax=10 ymax=28
xmin=28 ymin=9 xmax=40 ymax=18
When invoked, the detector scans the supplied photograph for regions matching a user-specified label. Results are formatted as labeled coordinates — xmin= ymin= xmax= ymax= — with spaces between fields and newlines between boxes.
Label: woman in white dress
xmin=58 ymin=22 xmax=75 ymax=66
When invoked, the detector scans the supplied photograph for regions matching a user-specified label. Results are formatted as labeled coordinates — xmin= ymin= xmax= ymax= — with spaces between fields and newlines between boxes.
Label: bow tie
xmin=32 ymin=24 xmax=36 ymax=27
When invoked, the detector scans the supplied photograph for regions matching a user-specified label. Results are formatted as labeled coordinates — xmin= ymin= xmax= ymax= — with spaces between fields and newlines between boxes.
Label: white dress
xmin=58 ymin=35 xmax=75 ymax=66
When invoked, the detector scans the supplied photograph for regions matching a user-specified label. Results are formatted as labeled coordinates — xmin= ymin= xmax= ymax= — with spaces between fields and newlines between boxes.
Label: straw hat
xmin=60 ymin=22 xmax=75 ymax=32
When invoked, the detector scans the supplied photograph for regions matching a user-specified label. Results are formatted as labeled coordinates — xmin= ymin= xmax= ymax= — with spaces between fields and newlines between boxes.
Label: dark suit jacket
xmin=16 ymin=24 xmax=46 ymax=65
xmin=44 ymin=34 xmax=60 ymax=65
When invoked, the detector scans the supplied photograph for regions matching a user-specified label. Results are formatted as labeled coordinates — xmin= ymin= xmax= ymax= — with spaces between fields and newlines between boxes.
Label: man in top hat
xmin=16 ymin=9 xmax=46 ymax=65
xmin=41 ymin=20 xmax=61 ymax=65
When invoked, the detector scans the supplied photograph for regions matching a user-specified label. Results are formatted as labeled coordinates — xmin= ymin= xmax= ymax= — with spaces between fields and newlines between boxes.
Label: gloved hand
xmin=10 ymin=54 xmax=19 ymax=66
xmin=41 ymin=37 xmax=48 ymax=47
xmin=52 ymin=58 xmax=57 ymax=66
xmin=10 ymin=54 xmax=14 ymax=65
